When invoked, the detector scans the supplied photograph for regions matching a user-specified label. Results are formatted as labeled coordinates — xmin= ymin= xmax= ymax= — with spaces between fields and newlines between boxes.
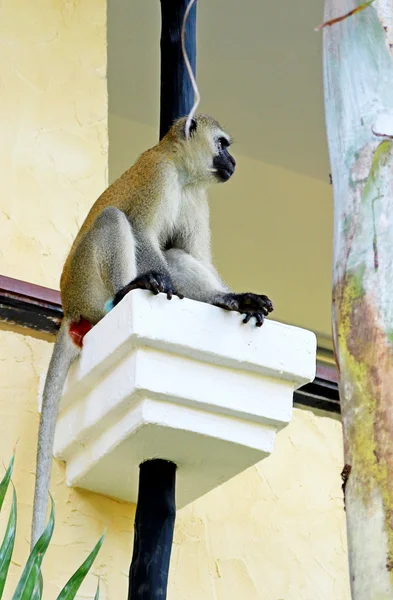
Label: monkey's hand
xmin=214 ymin=292 xmax=273 ymax=327
xmin=114 ymin=271 xmax=184 ymax=306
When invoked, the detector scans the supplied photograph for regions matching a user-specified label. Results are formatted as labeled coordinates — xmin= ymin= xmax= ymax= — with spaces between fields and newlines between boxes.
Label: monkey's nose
xmin=230 ymin=155 xmax=236 ymax=169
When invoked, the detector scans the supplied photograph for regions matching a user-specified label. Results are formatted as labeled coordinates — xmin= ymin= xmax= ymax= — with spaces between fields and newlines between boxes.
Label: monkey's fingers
xmin=167 ymin=289 xmax=185 ymax=300
xmin=255 ymin=312 xmax=264 ymax=327
xmin=148 ymin=274 xmax=167 ymax=295
xmin=237 ymin=294 xmax=265 ymax=313
xmin=165 ymin=288 xmax=187 ymax=300
xmin=239 ymin=293 xmax=259 ymax=307
xmin=151 ymin=281 xmax=162 ymax=295
xmin=242 ymin=294 xmax=274 ymax=315
xmin=242 ymin=312 xmax=264 ymax=327
xmin=146 ymin=274 xmax=184 ymax=301
xmin=142 ymin=272 xmax=171 ymax=295
xmin=259 ymin=295 xmax=274 ymax=313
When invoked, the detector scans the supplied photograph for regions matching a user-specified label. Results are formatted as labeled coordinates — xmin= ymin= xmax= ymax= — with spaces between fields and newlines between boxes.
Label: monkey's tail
xmin=31 ymin=317 xmax=79 ymax=548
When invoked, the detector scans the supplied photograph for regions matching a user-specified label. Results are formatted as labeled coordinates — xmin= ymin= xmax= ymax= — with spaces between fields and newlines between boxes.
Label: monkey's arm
xmin=166 ymin=249 xmax=273 ymax=326
xmin=166 ymin=248 xmax=227 ymax=302
xmin=168 ymin=206 xmax=273 ymax=326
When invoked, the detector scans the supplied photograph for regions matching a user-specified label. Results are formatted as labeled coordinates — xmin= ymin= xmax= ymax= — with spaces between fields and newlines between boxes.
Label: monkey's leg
xmin=166 ymin=249 xmax=273 ymax=327
xmin=93 ymin=207 xmax=139 ymax=307
xmin=77 ymin=208 xmax=182 ymax=311
xmin=113 ymin=236 xmax=184 ymax=306
xmin=63 ymin=207 xmax=138 ymax=321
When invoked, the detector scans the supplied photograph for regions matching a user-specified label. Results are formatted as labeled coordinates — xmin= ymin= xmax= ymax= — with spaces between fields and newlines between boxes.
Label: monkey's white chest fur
xmin=157 ymin=180 xmax=206 ymax=244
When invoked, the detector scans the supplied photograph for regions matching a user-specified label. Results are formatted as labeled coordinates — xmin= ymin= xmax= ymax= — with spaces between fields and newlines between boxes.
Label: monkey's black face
xmin=212 ymin=138 xmax=236 ymax=182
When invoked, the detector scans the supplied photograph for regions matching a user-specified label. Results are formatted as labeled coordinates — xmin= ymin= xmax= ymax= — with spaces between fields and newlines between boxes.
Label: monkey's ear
xmin=187 ymin=118 xmax=197 ymax=137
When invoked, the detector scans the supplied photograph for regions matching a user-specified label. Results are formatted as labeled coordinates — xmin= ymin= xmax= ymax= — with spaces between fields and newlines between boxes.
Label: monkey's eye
xmin=218 ymin=137 xmax=229 ymax=149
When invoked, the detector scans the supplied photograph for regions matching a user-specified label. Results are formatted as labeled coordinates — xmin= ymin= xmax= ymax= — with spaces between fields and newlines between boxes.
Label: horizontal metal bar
xmin=0 ymin=275 xmax=62 ymax=334
xmin=0 ymin=274 xmax=61 ymax=305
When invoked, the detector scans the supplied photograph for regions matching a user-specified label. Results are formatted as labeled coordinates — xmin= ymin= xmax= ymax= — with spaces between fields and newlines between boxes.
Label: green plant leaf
xmin=0 ymin=455 xmax=14 ymax=512
xmin=56 ymin=532 xmax=105 ymax=600
xmin=0 ymin=485 xmax=17 ymax=599
xmin=94 ymin=579 xmax=100 ymax=600
xmin=12 ymin=495 xmax=55 ymax=600
xmin=30 ymin=564 xmax=43 ymax=600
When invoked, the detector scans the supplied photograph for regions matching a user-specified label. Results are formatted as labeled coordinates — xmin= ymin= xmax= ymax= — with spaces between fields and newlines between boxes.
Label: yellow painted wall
xmin=0 ymin=3 xmax=350 ymax=599
xmin=0 ymin=0 xmax=108 ymax=288
xmin=0 ymin=340 xmax=351 ymax=600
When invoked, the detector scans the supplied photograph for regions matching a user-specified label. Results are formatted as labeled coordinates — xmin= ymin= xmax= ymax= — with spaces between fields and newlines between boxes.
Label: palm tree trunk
xmin=323 ymin=1 xmax=393 ymax=597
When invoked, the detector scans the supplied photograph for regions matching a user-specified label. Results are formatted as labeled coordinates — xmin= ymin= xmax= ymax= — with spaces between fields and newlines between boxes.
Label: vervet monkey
xmin=31 ymin=114 xmax=273 ymax=546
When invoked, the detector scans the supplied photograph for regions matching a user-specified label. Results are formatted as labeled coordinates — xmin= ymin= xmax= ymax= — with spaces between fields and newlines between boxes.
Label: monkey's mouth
xmin=215 ymin=167 xmax=233 ymax=182
xmin=212 ymin=154 xmax=236 ymax=182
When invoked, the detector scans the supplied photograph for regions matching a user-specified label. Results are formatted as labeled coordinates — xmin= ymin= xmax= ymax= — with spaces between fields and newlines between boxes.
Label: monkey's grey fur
xmin=31 ymin=114 xmax=273 ymax=547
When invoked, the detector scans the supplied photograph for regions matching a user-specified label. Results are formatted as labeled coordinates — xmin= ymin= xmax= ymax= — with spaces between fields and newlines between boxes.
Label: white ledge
xmin=53 ymin=290 xmax=316 ymax=508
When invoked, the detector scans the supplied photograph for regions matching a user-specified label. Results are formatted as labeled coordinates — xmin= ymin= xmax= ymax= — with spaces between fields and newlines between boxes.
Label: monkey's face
xmin=171 ymin=115 xmax=236 ymax=185
xmin=192 ymin=117 xmax=236 ymax=184
xmin=211 ymin=136 xmax=236 ymax=183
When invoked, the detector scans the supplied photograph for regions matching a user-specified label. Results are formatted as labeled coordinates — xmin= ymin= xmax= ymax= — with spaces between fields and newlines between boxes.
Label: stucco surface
xmin=0 ymin=1 xmax=350 ymax=598
xmin=170 ymin=409 xmax=350 ymax=600
xmin=0 ymin=340 xmax=350 ymax=600
xmin=0 ymin=0 xmax=108 ymax=288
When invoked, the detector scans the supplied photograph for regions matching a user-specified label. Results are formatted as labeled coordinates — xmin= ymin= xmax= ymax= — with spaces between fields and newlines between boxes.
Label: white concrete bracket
xmin=53 ymin=290 xmax=316 ymax=508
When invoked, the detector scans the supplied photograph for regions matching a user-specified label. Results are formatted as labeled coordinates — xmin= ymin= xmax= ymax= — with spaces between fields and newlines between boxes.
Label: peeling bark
xmin=323 ymin=1 xmax=393 ymax=597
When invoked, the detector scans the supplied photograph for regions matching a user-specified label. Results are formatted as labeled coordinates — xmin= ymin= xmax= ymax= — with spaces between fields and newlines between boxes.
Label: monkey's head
xmin=166 ymin=114 xmax=236 ymax=185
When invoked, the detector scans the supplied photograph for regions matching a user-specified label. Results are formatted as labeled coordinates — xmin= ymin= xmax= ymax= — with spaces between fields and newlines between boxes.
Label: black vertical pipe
xmin=128 ymin=460 xmax=177 ymax=599
xmin=159 ymin=0 xmax=197 ymax=140
xmin=128 ymin=2 xmax=196 ymax=597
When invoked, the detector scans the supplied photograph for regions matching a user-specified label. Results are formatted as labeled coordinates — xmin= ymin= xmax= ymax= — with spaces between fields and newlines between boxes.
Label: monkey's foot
xmin=114 ymin=271 xmax=184 ymax=306
xmin=214 ymin=292 xmax=274 ymax=327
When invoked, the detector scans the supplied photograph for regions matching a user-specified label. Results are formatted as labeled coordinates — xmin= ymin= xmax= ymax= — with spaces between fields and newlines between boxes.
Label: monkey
xmin=31 ymin=114 xmax=274 ymax=547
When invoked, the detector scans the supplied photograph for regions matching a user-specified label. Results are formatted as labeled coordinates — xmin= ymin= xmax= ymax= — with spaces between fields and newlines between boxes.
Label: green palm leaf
xmin=0 ymin=455 xmax=14 ymax=511
xmin=0 ymin=454 xmax=104 ymax=600
xmin=30 ymin=564 xmax=43 ymax=600
xmin=56 ymin=532 xmax=105 ymax=600
xmin=94 ymin=579 xmax=100 ymax=600
xmin=0 ymin=485 xmax=17 ymax=599
xmin=12 ymin=495 xmax=55 ymax=600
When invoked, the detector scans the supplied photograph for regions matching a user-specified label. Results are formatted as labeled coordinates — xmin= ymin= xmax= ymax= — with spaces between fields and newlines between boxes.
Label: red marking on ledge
xmin=69 ymin=319 xmax=93 ymax=348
